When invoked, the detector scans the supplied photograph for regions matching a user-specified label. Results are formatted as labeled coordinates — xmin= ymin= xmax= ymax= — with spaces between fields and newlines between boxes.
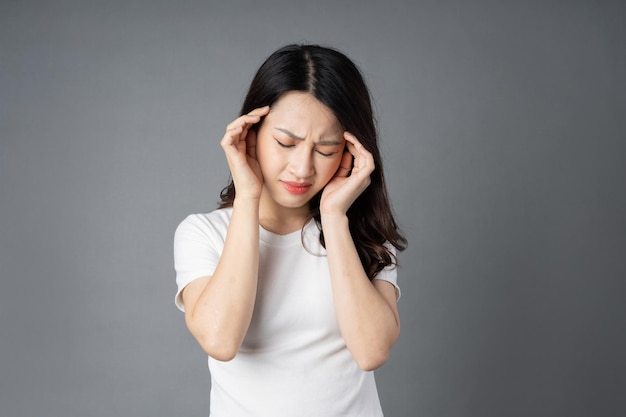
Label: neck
xmin=258 ymin=190 xmax=310 ymax=235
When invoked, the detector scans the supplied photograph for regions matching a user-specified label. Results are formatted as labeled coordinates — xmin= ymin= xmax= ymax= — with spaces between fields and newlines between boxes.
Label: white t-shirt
xmin=174 ymin=208 xmax=400 ymax=417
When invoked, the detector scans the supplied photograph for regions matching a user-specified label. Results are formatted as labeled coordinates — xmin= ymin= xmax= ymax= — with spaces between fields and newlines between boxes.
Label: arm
xmin=181 ymin=106 xmax=269 ymax=361
xmin=320 ymin=133 xmax=401 ymax=371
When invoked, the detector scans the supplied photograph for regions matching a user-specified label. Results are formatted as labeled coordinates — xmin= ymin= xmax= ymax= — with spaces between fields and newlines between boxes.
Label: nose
xmin=288 ymin=146 xmax=315 ymax=179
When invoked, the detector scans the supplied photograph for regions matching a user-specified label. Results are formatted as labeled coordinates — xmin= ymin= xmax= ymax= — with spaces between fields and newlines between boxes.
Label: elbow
xmin=195 ymin=333 xmax=240 ymax=362
xmin=186 ymin=318 xmax=240 ymax=362
xmin=354 ymin=348 xmax=391 ymax=371
xmin=351 ymin=329 xmax=399 ymax=371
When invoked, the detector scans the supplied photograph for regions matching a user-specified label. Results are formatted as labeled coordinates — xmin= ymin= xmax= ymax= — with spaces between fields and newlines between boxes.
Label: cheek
xmin=255 ymin=136 xmax=277 ymax=170
xmin=257 ymin=152 xmax=278 ymax=177
xmin=317 ymin=157 xmax=342 ymax=182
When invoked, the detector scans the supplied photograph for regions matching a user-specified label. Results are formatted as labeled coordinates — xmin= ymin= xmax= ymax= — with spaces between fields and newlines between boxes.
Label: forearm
xmin=186 ymin=198 xmax=260 ymax=360
xmin=322 ymin=214 xmax=400 ymax=370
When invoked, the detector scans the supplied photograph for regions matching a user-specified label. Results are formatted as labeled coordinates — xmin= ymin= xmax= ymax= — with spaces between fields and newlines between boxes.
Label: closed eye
xmin=275 ymin=139 xmax=294 ymax=148
xmin=316 ymin=149 xmax=338 ymax=157
xmin=275 ymin=137 xmax=340 ymax=157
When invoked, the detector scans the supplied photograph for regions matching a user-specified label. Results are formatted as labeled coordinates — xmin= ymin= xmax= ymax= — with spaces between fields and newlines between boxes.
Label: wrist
xmin=320 ymin=212 xmax=349 ymax=228
xmin=232 ymin=196 xmax=261 ymax=211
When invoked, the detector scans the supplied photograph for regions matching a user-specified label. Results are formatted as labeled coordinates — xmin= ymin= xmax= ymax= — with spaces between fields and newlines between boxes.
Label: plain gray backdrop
xmin=1 ymin=1 xmax=625 ymax=416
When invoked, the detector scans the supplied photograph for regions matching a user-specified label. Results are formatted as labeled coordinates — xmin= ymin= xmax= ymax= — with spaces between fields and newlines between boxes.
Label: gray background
xmin=1 ymin=0 xmax=625 ymax=416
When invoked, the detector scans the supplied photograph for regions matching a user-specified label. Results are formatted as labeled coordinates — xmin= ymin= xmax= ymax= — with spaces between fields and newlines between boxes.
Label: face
xmin=256 ymin=91 xmax=345 ymax=217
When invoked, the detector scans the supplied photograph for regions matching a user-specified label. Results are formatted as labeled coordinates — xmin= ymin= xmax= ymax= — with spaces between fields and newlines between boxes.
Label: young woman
xmin=174 ymin=44 xmax=407 ymax=416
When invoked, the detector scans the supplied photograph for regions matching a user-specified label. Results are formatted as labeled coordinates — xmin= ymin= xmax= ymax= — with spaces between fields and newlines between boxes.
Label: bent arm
xmin=182 ymin=199 xmax=260 ymax=361
xmin=182 ymin=107 xmax=269 ymax=360
xmin=322 ymin=214 xmax=400 ymax=371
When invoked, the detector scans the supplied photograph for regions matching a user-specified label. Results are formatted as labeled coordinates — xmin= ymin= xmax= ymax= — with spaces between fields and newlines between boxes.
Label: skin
xmin=182 ymin=91 xmax=400 ymax=370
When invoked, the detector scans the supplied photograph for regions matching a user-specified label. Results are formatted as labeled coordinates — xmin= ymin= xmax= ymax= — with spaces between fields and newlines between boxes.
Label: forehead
xmin=266 ymin=91 xmax=342 ymax=136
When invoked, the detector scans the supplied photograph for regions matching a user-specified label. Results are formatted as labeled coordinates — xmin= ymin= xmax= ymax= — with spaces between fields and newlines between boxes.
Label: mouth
xmin=281 ymin=180 xmax=312 ymax=195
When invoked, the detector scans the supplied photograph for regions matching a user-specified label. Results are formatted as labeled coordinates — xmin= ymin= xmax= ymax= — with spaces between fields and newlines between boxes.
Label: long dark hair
xmin=219 ymin=44 xmax=407 ymax=279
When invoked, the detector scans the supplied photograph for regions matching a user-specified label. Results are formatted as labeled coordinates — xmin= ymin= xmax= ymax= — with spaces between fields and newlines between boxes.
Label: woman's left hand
xmin=320 ymin=132 xmax=374 ymax=216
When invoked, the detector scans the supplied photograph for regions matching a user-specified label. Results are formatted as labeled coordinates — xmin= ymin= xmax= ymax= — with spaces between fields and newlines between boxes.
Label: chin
xmin=274 ymin=192 xmax=315 ymax=210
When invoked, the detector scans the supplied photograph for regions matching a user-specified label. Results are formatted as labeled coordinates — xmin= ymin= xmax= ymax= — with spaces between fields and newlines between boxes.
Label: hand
xmin=320 ymin=132 xmax=374 ymax=216
xmin=220 ymin=106 xmax=270 ymax=201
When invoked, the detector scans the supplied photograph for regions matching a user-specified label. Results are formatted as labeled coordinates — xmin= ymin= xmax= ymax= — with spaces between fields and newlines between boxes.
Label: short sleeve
xmin=173 ymin=213 xmax=225 ymax=311
xmin=372 ymin=244 xmax=401 ymax=301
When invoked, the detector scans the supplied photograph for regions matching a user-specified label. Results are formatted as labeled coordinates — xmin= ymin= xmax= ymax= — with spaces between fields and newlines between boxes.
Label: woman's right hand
xmin=220 ymin=106 xmax=270 ymax=201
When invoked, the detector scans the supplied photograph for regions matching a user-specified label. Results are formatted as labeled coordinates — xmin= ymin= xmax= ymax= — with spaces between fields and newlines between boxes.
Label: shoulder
xmin=174 ymin=208 xmax=233 ymax=243
xmin=372 ymin=241 xmax=401 ymax=300
xmin=176 ymin=207 xmax=233 ymax=232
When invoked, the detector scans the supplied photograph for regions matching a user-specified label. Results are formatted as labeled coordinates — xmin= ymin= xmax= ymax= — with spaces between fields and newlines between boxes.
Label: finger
xmin=352 ymin=149 xmax=374 ymax=175
xmin=247 ymin=105 xmax=270 ymax=116
xmin=343 ymin=132 xmax=374 ymax=175
xmin=336 ymin=150 xmax=353 ymax=177
xmin=226 ymin=106 xmax=269 ymax=131
xmin=343 ymin=131 xmax=368 ymax=154
xmin=343 ymin=132 xmax=363 ymax=158
xmin=343 ymin=131 xmax=359 ymax=146
xmin=343 ymin=136 xmax=366 ymax=162
xmin=222 ymin=107 xmax=267 ymax=147
xmin=226 ymin=115 xmax=259 ymax=131
xmin=221 ymin=125 xmax=244 ymax=147
xmin=246 ymin=129 xmax=258 ymax=160
xmin=240 ymin=105 xmax=271 ymax=129
xmin=220 ymin=126 xmax=243 ymax=146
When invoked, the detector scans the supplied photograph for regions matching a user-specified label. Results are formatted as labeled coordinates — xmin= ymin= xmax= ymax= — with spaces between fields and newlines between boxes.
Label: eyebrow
xmin=274 ymin=127 xmax=343 ymax=146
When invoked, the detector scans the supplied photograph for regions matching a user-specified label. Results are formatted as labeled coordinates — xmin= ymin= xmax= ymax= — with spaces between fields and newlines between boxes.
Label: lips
xmin=281 ymin=181 xmax=312 ymax=194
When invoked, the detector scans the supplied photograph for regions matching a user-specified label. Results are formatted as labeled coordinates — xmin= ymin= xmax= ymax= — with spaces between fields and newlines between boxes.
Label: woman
xmin=174 ymin=44 xmax=407 ymax=416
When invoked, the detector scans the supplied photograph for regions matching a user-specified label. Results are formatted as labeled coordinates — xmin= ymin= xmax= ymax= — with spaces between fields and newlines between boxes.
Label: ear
xmin=335 ymin=149 xmax=354 ymax=177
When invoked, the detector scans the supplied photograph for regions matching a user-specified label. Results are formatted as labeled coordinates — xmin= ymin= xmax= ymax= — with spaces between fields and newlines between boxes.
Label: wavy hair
xmin=219 ymin=44 xmax=407 ymax=279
